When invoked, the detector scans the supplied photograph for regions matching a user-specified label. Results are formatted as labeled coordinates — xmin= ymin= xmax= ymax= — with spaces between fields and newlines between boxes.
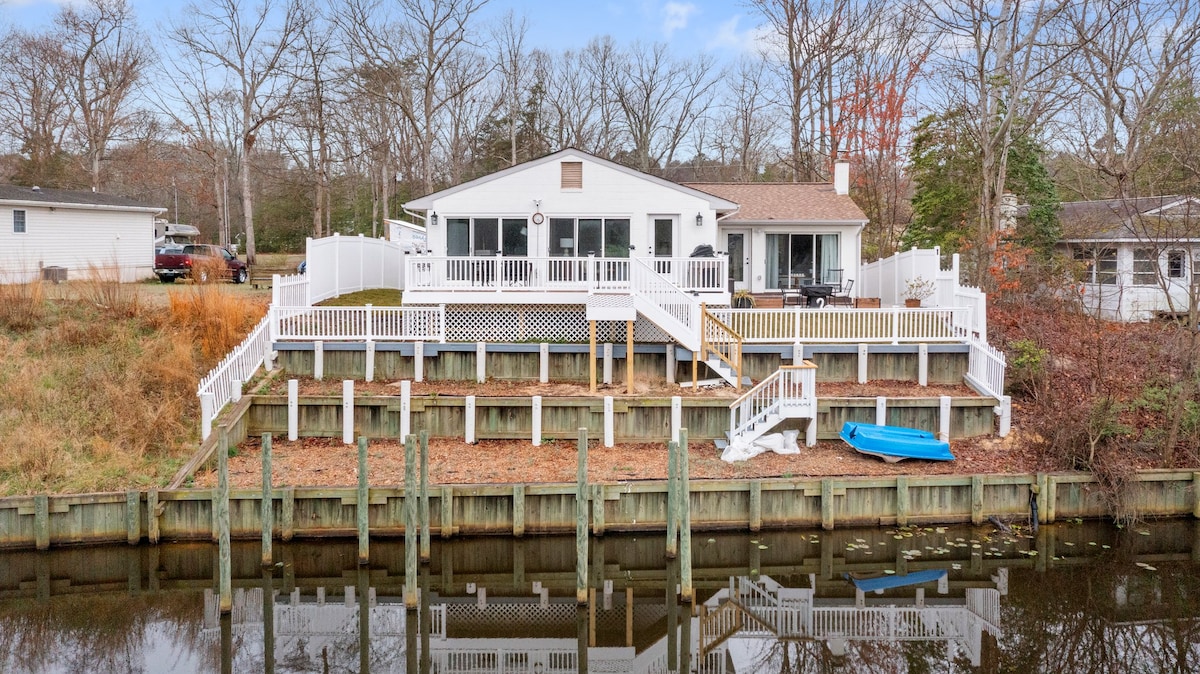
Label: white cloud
xmin=661 ymin=1 xmax=696 ymax=38
xmin=706 ymin=14 xmax=772 ymax=55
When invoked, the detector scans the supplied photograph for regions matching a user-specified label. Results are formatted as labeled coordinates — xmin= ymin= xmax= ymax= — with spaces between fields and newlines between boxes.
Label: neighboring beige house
xmin=0 ymin=184 xmax=164 ymax=283
xmin=1055 ymin=196 xmax=1200 ymax=321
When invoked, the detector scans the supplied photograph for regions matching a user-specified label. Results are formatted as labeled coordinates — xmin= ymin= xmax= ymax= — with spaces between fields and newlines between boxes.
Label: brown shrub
xmin=77 ymin=263 xmax=141 ymax=318
xmin=166 ymin=284 xmax=267 ymax=365
xmin=0 ymin=280 xmax=45 ymax=331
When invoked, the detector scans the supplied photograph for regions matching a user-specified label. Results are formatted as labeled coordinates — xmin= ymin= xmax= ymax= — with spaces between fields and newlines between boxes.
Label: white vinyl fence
xmin=307 ymin=233 xmax=404 ymax=304
xmin=860 ymin=248 xmax=988 ymax=337
xmin=197 ymin=313 xmax=272 ymax=440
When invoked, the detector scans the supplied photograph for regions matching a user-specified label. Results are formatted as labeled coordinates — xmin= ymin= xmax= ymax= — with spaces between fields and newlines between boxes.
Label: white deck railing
xmin=272 ymin=305 xmax=446 ymax=342
xmin=966 ymin=337 xmax=1007 ymax=399
xmin=629 ymin=257 xmax=702 ymax=349
xmin=404 ymin=255 xmax=726 ymax=294
xmin=728 ymin=364 xmax=817 ymax=444
xmin=711 ymin=307 xmax=972 ymax=344
xmin=198 ymin=313 xmax=272 ymax=440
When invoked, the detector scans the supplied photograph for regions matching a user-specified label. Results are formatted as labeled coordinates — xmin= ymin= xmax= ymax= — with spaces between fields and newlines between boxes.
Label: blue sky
xmin=2 ymin=0 xmax=764 ymax=57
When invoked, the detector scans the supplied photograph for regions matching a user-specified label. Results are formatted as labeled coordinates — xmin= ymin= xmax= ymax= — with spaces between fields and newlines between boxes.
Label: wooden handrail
xmin=701 ymin=304 xmax=744 ymax=390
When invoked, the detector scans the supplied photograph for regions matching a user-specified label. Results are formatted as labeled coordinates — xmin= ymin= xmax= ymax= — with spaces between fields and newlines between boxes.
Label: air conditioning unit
xmin=42 ymin=266 xmax=68 ymax=283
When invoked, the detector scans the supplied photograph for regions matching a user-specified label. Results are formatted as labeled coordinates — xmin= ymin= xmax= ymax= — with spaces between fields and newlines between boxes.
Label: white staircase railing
xmin=628 ymin=256 xmax=702 ymax=351
xmin=727 ymin=363 xmax=818 ymax=447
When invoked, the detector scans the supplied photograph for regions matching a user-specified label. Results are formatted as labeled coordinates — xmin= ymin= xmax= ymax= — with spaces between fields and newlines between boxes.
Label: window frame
xmin=1166 ymin=250 xmax=1186 ymax=279
xmin=1132 ymin=248 xmax=1158 ymax=286
xmin=547 ymin=217 xmax=630 ymax=258
xmin=13 ymin=209 xmax=26 ymax=233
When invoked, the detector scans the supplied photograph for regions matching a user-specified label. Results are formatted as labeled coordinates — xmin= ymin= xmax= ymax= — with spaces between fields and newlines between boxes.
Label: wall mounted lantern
xmin=696 ymin=212 xmax=704 ymax=227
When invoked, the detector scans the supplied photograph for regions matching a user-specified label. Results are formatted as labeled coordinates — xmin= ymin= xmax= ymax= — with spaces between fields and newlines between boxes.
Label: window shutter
xmin=561 ymin=162 xmax=582 ymax=189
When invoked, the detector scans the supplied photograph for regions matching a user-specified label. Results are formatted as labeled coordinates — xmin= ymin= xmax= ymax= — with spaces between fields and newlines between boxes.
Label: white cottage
xmin=1056 ymin=196 xmax=1200 ymax=321
xmin=0 ymin=184 xmax=165 ymax=283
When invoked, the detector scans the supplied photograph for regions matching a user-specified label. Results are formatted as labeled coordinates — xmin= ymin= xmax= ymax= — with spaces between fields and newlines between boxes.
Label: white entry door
xmin=726 ymin=230 xmax=749 ymax=292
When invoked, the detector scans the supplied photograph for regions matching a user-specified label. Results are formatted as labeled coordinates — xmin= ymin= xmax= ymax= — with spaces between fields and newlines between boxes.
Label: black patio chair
xmin=827 ymin=279 xmax=854 ymax=306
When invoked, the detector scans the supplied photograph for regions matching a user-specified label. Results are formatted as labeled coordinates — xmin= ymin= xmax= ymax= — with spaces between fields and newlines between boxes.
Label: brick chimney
xmin=834 ymin=161 xmax=850 ymax=196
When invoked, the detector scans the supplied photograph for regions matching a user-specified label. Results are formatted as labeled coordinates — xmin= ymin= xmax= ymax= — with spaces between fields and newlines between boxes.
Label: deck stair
xmin=626 ymin=257 xmax=702 ymax=351
xmin=726 ymin=362 xmax=819 ymax=449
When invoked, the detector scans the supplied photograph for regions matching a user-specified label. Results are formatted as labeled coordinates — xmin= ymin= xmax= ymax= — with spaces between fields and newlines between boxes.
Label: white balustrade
xmin=404 ymin=255 xmax=725 ymax=294
xmin=711 ymin=307 xmax=973 ymax=344
xmin=272 ymin=306 xmax=446 ymax=342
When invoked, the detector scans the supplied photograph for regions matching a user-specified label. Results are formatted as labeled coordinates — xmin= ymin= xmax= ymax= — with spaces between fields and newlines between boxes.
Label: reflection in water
xmin=1 ymin=520 xmax=1199 ymax=672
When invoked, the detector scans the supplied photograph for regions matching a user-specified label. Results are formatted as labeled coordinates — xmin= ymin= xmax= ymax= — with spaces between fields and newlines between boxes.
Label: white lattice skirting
xmin=443 ymin=304 xmax=673 ymax=343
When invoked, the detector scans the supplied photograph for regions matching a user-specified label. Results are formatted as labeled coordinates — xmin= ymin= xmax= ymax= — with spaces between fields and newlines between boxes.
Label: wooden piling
xmin=679 ymin=428 xmax=693 ymax=603
xmin=217 ymin=426 xmax=232 ymax=614
xmin=577 ymin=427 xmax=589 ymax=605
xmin=34 ymin=494 xmax=49 ymax=551
xmin=125 ymin=490 xmax=140 ymax=545
xmin=666 ymin=440 xmax=679 ymax=559
xmin=420 ymin=429 xmax=430 ymax=563
xmin=262 ymin=569 xmax=276 ymax=674
xmin=404 ymin=434 xmax=418 ymax=608
xmin=261 ymin=433 xmax=273 ymax=566
xmin=357 ymin=436 xmax=370 ymax=565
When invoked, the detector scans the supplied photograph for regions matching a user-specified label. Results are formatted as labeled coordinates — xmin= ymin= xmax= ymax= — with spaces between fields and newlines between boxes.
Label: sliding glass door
xmin=765 ymin=233 xmax=839 ymax=289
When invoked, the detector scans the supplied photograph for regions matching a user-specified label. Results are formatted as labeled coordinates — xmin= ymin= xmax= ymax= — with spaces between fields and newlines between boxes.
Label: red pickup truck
xmin=154 ymin=244 xmax=249 ymax=284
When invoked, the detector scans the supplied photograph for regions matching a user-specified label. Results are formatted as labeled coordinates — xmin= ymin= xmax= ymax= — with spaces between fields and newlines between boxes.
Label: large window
xmin=764 ymin=233 xmax=839 ymax=289
xmin=1072 ymin=246 xmax=1117 ymax=285
xmin=548 ymin=217 xmax=629 ymax=258
xmin=1167 ymin=250 xmax=1186 ymax=279
xmin=1132 ymin=248 xmax=1157 ymax=285
xmin=446 ymin=217 xmax=528 ymax=256
xmin=13 ymin=209 xmax=25 ymax=233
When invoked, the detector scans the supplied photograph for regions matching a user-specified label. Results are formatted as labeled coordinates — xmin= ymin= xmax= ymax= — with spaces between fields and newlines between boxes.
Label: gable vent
xmin=561 ymin=161 xmax=582 ymax=189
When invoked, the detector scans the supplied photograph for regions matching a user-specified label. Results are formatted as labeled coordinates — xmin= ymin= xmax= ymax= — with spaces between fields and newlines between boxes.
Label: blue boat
xmin=839 ymin=421 xmax=955 ymax=463
xmin=846 ymin=568 xmax=948 ymax=592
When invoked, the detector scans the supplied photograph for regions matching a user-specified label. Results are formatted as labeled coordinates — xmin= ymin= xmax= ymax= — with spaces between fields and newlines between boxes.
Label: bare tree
xmin=169 ymin=0 xmax=308 ymax=263
xmin=921 ymin=0 xmax=1073 ymax=282
xmin=55 ymin=0 xmax=149 ymax=192
xmin=614 ymin=41 xmax=720 ymax=172
xmin=0 ymin=31 xmax=74 ymax=186
xmin=491 ymin=10 xmax=530 ymax=168
xmin=711 ymin=57 xmax=778 ymax=181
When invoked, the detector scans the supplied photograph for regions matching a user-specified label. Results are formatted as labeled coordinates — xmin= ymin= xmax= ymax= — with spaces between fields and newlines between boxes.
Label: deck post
xmin=857 ymin=344 xmax=869 ymax=384
xmin=532 ymin=395 xmax=543 ymax=446
xmin=576 ymin=427 xmax=589 ymax=604
xmin=666 ymin=343 xmax=676 ymax=383
xmin=589 ymin=321 xmax=597 ymax=393
xmin=792 ymin=342 xmax=804 ymax=365
xmin=465 ymin=395 xmax=476 ymax=444
xmin=200 ymin=393 xmax=215 ymax=441
xmin=404 ymin=434 xmax=418 ymax=608
xmin=603 ymin=342 xmax=613 ymax=385
xmin=357 ymin=436 xmax=370 ymax=564
xmin=628 ymin=321 xmax=638 ymax=393
xmin=476 ymin=341 xmax=486 ymax=383
xmin=603 ymin=396 xmax=614 ymax=448
xmin=287 ymin=380 xmax=298 ymax=441
xmin=691 ymin=350 xmax=699 ymax=389
xmin=414 ymin=341 xmax=424 ymax=382
xmin=918 ymin=343 xmax=929 ymax=386
xmin=939 ymin=395 xmax=952 ymax=442
xmin=400 ymin=380 xmax=412 ymax=439
xmin=231 ymin=379 xmax=242 ymax=404
xmin=365 ymin=340 xmax=376 ymax=382
xmin=342 ymin=380 xmax=354 ymax=445
xmin=261 ymin=433 xmax=273 ymax=566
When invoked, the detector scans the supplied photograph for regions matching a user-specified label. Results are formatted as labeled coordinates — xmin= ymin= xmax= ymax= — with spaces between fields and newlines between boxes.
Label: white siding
xmin=0 ymin=204 xmax=158 ymax=283
xmin=424 ymin=152 xmax=718 ymax=258
xmin=1074 ymin=242 xmax=1198 ymax=321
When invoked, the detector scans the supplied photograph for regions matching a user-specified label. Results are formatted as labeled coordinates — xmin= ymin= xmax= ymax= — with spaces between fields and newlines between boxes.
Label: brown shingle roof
xmin=1053 ymin=195 xmax=1200 ymax=241
xmin=682 ymin=182 xmax=867 ymax=223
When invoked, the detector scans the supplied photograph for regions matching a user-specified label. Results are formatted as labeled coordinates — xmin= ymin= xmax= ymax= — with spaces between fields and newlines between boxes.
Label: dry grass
xmin=0 ymin=279 xmax=46 ymax=331
xmin=0 ymin=281 xmax=268 ymax=495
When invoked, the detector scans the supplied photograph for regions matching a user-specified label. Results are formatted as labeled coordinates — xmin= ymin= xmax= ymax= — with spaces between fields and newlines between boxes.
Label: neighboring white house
xmin=384 ymin=218 xmax=428 ymax=252
xmin=0 ymin=184 xmax=165 ymax=283
xmin=1055 ymin=196 xmax=1200 ymax=321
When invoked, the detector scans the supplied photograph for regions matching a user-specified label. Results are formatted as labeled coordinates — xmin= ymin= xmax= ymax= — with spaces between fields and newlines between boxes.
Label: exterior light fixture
xmin=429 ymin=212 xmax=438 ymax=226
xmin=696 ymin=212 xmax=704 ymax=227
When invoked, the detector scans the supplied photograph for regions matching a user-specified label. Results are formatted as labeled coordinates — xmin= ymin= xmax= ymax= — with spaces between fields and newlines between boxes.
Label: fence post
xmin=200 ymin=393 xmax=215 ymax=442
xmin=857 ymin=344 xmax=869 ymax=384
xmin=365 ymin=340 xmax=376 ymax=382
xmin=476 ymin=342 xmax=486 ymax=383
xmin=287 ymin=379 xmax=299 ymax=441
xmin=671 ymin=396 xmax=682 ymax=444
xmin=604 ymin=396 xmax=614 ymax=448
xmin=414 ymin=342 xmax=424 ymax=382
xmin=401 ymin=380 xmax=412 ymax=439
xmin=539 ymin=343 xmax=550 ymax=383
xmin=919 ymin=344 xmax=929 ymax=386
xmin=314 ymin=341 xmax=324 ymax=381
xmin=939 ymin=395 xmax=952 ymax=442
xmin=998 ymin=395 xmax=1012 ymax=437
xmin=365 ymin=304 xmax=373 ymax=342
xmin=891 ymin=306 xmax=901 ymax=344
xmin=465 ymin=395 xmax=476 ymax=444
xmin=875 ymin=396 xmax=887 ymax=426
xmin=269 ymin=305 xmax=280 ymax=342
xmin=532 ymin=396 xmax=543 ymax=446
xmin=343 ymin=380 xmax=355 ymax=445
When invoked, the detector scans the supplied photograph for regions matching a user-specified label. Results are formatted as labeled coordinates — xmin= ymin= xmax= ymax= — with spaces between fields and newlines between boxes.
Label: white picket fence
xmin=197 ymin=313 xmax=273 ymax=440
xmin=966 ymin=337 xmax=1007 ymax=399
xmin=272 ymin=305 xmax=446 ymax=342
xmin=272 ymin=273 xmax=310 ymax=307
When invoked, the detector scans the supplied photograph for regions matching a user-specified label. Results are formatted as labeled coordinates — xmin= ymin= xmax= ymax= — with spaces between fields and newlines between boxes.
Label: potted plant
xmin=903 ymin=276 xmax=935 ymax=308
xmin=732 ymin=289 xmax=756 ymax=309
